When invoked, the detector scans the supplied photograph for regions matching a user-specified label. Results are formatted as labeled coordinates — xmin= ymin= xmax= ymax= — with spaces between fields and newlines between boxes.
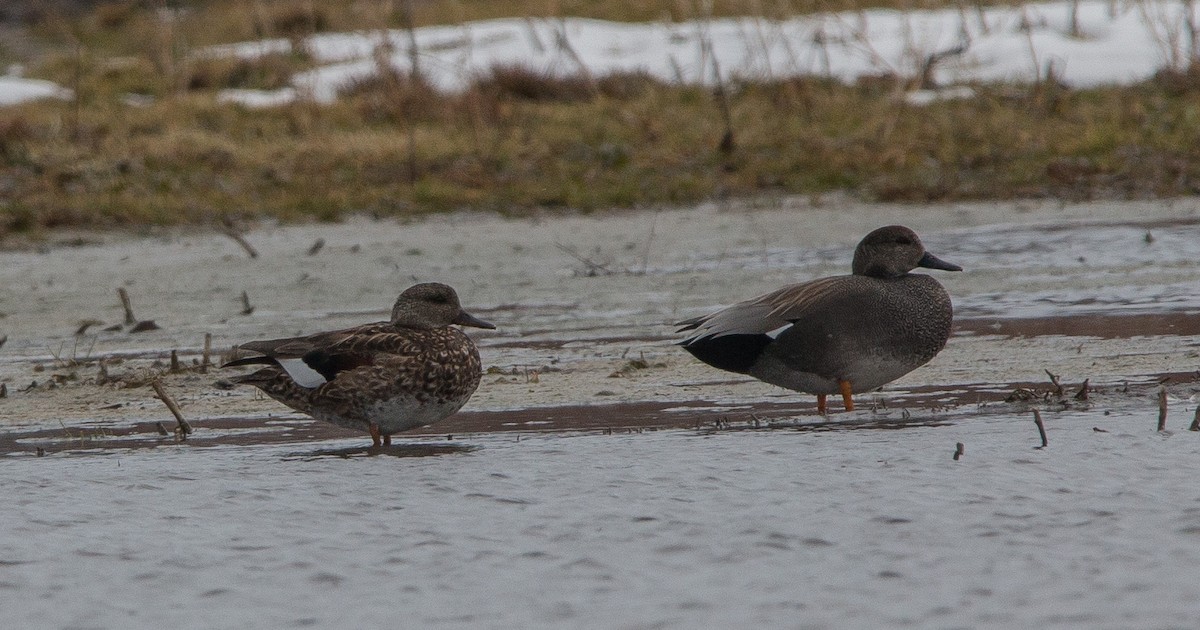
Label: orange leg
xmin=839 ymin=380 xmax=855 ymax=411
xmin=369 ymin=423 xmax=382 ymax=447
xmin=816 ymin=393 xmax=827 ymax=415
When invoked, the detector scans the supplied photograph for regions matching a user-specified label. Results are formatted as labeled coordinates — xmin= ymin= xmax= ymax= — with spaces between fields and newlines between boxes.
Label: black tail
xmin=680 ymin=333 xmax=772 ymax=374
xmin=222 ymin=355 xmax=278 ymax=369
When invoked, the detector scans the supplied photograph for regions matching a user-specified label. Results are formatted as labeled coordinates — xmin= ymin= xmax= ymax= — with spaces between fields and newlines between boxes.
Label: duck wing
xmin=677 ymin=276 xmax=849 ymax=342
xmin=225 ymin=322 xmax=403 ymax=386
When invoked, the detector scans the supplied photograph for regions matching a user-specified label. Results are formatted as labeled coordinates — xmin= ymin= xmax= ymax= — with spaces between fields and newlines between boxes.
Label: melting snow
xmin=3 ymin=1 xmax=1199 ymax=107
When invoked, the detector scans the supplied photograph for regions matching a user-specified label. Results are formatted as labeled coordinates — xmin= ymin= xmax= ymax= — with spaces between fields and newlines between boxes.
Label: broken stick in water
xmin=240 ymin=291 xmax=254 ymax=315
xmin=1157 ymin=385 xmax=1168 ymax=432
xmin=117 ymin=288 xmax=136 ymax=325
xmin=1033 ymin=409 xmax=1048 ymax=448
xmin=169 ymin=349 xmax=181 ymax=373
xmin=155 ymin=421 xmax=169 ymax=436
xmin=219 ymin=218 xmax=259 ymax=259
xmin=307 ymin=238 xmax=325 ymax=256
xmin=953 ymin=442 xmax=964 ymax=461
xmin=1190 ymin=407 xmax=1200 ymax=432
xmin=150 ymin=378 xmax=193 ymax=438
xmin=1073 ymin=378 xmax=1089 ymax=401
xmin=1044 ymin=369 xmax=1063 ymax=396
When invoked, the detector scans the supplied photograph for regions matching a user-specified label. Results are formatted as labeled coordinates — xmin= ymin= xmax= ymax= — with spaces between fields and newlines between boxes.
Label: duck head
xmin=851 ymin=225 xmax=962 ymax=279
xmin=391 ymin=282 xmax=496 ymax=330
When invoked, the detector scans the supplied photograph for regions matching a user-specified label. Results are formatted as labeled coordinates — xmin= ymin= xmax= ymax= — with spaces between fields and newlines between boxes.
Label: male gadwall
xmin=224 ymin=283 xmax=495 ymax=446
xmin=677 ymin=225 xmax=961 ymax=413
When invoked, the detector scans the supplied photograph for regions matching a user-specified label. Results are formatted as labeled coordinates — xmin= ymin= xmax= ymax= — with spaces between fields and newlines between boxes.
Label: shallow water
xmin=2 ymin=199 xmax=1200 ymax=627
xmin=4 ymin=406 xmax=1200 ymax=629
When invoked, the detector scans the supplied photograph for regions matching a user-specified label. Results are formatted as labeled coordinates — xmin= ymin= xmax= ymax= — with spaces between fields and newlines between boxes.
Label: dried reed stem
xmin=953 ymin=442 xmax=964 ymax=461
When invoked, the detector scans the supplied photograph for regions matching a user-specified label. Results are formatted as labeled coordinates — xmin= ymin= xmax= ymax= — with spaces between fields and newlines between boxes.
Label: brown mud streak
xmin=955 ymin=312 xmax=1200 ymax=339
xmin=4 ymin=373 xmax=1195 ymax=458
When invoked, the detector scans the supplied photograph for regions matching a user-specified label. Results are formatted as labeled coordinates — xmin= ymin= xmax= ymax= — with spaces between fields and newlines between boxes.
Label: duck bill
xmin=917 ymin=251 xmax=963 ymax=272
xmin=454 ymin=310 xmax=496 ymax=329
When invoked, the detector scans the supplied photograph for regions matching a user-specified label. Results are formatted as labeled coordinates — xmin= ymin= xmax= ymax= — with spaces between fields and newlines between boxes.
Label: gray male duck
xmin=224 ymin=282 xmax=494 ymax=446
xmin=677 ymin=225 xmax=961 ymax=414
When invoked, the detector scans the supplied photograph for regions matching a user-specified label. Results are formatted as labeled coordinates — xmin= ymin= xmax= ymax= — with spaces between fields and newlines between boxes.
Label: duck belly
xmin=750 ymin=346 xmax=929 ymax=395
xmin=362 ymin=394 xmax=469 ymax=434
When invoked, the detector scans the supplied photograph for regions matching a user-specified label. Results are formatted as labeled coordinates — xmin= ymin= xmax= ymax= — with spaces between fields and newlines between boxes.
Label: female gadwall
xmin=677 ymin=225 xmax=961 ymax=413
xmin=224 ymin=282 xmax=495 ymax=446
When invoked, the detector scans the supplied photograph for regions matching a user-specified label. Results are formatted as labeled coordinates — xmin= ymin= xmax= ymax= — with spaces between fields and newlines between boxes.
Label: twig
xmin=551 ymin=18 xmax=598 ymax=97
xmin=169 ymin=349 xmax=181 ymax=373
xmin=118 ymin=288 xmax=136 ymax=325
xmin=400 ymin=0 xmax=421 ymax=81
xmin=1157 ymin=385 xmax=1168 ymax=432
xmin=1044 ymin=369 xmax=1063 ymax=396
xmin=703 ymin=35 xmax=735 ymax=155
xmin=240 ymin=291 xmax=255 ymax=315
xmin=155 ymin=421 xmax=170 ymax=436
xmin=1190 ymin=407 xmax=1200 ymax=432
xmin=75 ymin=319 xmax=103 ymax=336
xmin=150 ymin=378 xmax=192 ymax=438
xmin=201 ymin=333 xmax=212 ymax=373
xmin=555 ymin=243 xmax=615 ymax=276
xmin=1073 ymin=378 xmax=1089 ymax=401
xmin=953 ymin=442 xmax=964 ymax=461
xmin=917 ymin=39 xmax=968 ymax=90
xmin=219 ymin=218 xmax=258 ymax=258
xmin=307 ymin=238 xmax=325 ymax=256
xmin=1032 ymin=409 xmax=1048 ymax=448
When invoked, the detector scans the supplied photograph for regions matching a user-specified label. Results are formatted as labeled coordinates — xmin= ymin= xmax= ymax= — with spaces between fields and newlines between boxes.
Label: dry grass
xmin=3 ymin=1 xmax=1200 ymax=234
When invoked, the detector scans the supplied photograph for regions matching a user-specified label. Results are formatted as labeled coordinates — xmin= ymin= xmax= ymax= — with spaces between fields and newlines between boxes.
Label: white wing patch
xmin=765 ymin=323 xmax=793 ymax=339
xmin=278 ymin=357 xmax=328 ymax=388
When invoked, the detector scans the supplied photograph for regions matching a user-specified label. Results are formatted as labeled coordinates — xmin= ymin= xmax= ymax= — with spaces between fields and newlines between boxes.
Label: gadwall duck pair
xmin=225 ymin=225 xmax=959 ymax=444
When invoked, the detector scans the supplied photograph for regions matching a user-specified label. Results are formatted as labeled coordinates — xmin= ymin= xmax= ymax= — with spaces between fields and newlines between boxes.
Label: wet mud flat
xmin=2 ymin=198 xmax=1200 ymax=628
xmin=1 ymin=196 xmax=1198 ymax=456
xmin=2 ymin=365 xmax=1196 ymax=459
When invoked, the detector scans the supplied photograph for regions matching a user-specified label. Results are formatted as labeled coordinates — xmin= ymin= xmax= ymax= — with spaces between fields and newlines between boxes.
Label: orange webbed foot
xmin=839 ymin=380 xmax=855 ymax=411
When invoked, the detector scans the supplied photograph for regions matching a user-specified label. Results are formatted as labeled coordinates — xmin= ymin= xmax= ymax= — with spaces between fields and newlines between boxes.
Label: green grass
xmin=2 ymin=1 xmax=1200 ymax=234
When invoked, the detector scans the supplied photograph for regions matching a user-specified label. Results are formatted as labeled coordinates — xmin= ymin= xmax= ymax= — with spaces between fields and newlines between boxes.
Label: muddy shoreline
xmin=2 ymin=197 xmax=1199 ymax=453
